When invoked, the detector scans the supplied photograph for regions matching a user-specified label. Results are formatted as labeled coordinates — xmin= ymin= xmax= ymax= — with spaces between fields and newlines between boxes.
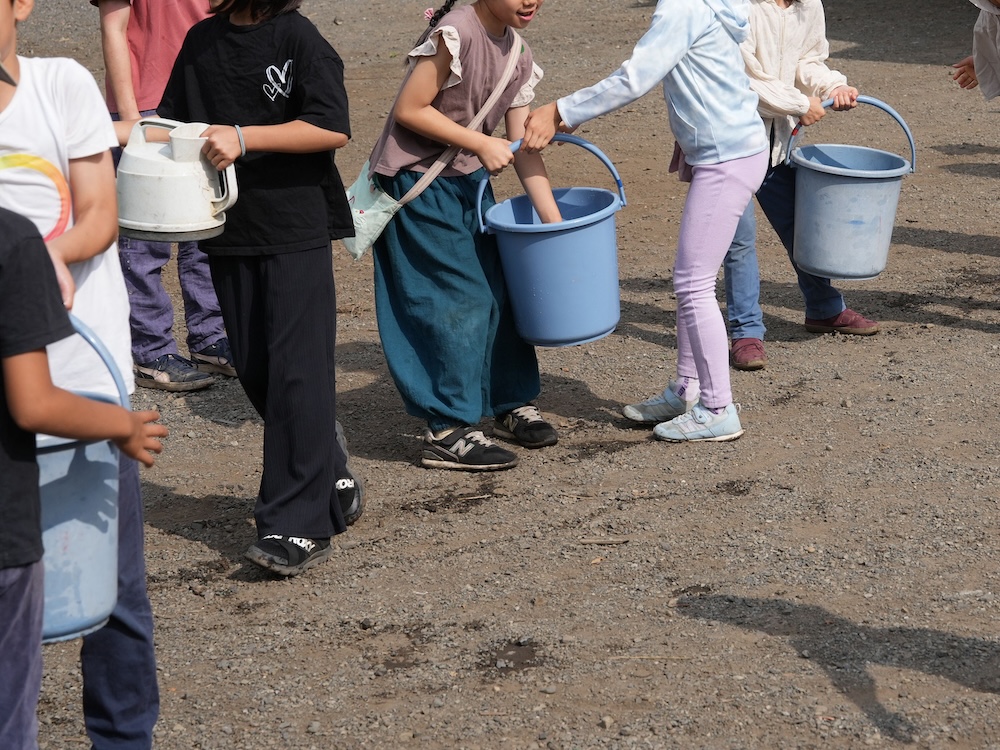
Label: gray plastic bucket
xmin=477 ymin=134 xmax=626 ymax=347
xmin=38 ymin=315 xmax=128 ymax=643
xmin=788 ymin=95 xmax=915 ymax=280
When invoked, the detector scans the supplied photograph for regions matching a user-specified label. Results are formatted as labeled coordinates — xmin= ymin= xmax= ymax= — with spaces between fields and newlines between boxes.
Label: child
xmin=370 ymin=0 xmax=562 ymax=472
xmin=0 ymin=206 xmax=167 ymax=750
xmin=94 ymin=0 xmax=227 ymax=392
xmin=722 ymin=0 xmax=878 ymax=372
xmin=952 ymin=0 xmax=1000 ymax=98
xmin=154 ymin=0 xmax=363 ymax=575
xmin=524 ymin=0 xmax=768 ymax=442
xmin=0 ymin=4 xmax=163 ymax=744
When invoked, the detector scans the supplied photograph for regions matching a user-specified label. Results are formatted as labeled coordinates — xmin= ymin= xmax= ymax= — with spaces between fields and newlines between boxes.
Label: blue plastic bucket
xmin=477 ymin=134 xmax=626 ymax=347
xmin=38 ymin=315 xmax=128 ymax=643
xmin=788 ymin=95 xmax=915 ymax=280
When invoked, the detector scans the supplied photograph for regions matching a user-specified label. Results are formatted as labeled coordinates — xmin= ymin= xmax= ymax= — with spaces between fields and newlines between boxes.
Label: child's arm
xmin=953 ymin=56 xmax=979 ymax=89
xmin=199 ymin=121 xmax=348 ymax=171
xmin=505 ymin=105 xmax=561 ymax=223
xmin=393 ymin=44 xmax=516 ymax=176
xmin=97 ymin=0 xmax=142 ymax=121
xmin=46 ymin=151 xmax=119 ymax=266
xmin=3 ymin=350 xmax=167 ymax=467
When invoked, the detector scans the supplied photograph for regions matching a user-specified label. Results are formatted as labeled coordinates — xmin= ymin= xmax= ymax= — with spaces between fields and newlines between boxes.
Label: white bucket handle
xmin=785 ymin=95 xmax=916 ymax=173
xmin=125 ymin=117 xmax=239 ymax=217
xmin=476 ymin=133 xmax=627 ymax=235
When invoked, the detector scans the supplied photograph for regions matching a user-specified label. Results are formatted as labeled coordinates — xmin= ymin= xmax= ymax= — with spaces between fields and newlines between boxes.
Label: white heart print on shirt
xmin=264 ymin=59 xmax=293 ymax=101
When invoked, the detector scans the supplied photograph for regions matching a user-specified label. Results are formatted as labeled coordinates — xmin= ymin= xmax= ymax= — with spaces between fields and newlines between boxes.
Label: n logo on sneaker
xmin=450 ymin=438 xmax=477 ymax=458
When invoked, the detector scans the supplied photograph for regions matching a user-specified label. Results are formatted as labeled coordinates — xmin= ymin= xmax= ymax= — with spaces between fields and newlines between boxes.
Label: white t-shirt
xmin=0 ymin=56 xmax=134 ymax=400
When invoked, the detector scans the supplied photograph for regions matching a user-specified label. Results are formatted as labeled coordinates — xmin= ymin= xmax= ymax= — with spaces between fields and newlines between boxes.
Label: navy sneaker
xmin=135 ymin=353 xmax=215 ymax=392
xmin=191 ymin=338 xmax=237 ymax=377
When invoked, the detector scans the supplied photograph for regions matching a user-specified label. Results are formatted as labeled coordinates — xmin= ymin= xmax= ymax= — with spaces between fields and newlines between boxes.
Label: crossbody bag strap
xmin=399 ymin=30 xmax=523 ymax=205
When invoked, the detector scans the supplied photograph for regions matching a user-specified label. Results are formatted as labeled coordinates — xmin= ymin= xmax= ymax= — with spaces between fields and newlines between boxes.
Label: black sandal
xmin=245 ymin=535 xmax=331 ymax=576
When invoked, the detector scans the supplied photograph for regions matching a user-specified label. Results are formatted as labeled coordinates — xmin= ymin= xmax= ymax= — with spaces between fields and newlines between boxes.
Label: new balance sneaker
xmin=803 ymin=308 xmax=879 ymax=336
xmin=135 ymin=353 xmax=215 ymax=392
xmin=421 ymin=426 xmax=519 ymax=471
xmin=245 ymin=535 xmax=332 ymax=576
xmin=653 ymin=403 xmax=745 ymax=443
xmin=730 ymin=337 xmax=767 ymax=371
xmin=622 ymin=382 xmax=699 ymax=424
xmin=191 ymin=338 xmax=237 ymax=377
xmin=494 ymin=404 xmax=558 ymax=448
xmin=336 ymin=470 xmax=365 ymax=526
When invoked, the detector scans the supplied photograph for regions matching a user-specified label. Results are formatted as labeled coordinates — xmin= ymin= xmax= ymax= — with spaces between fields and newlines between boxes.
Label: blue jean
xmin=118 ymin=235 xmax=226 ymax=363
xmin=0 ymin=561 xmax=43 ymax=750
xmin=372 ymin=169 xmax=541 ymax=432
xmin=723 ymin=162 xmax=846 ymax=340
xmin=80 ymin=456 xmax=158 ymax=750
xmin=114 ymin=109 xmax=225 ymax=364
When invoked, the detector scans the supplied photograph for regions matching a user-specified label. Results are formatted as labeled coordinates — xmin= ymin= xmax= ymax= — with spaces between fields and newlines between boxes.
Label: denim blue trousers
xmin=118 ymin=235 xmax=226 ymax=363
xmin=723 ymin=162 xmax=846 ymax=340
xmin=80 ymin=456 xmax=159 ymax=749
xmin=372 ymin=169 xmax=541 ymax=432
xmin=0 ymin=561 xmax=43 ymax=750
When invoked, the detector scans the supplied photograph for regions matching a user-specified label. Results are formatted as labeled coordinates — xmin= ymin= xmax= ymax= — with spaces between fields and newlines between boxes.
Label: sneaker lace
xmin=508 ymin=405 xmax=544 ymax=423
xmin=463 ymin=429 xmax=497 ymax=447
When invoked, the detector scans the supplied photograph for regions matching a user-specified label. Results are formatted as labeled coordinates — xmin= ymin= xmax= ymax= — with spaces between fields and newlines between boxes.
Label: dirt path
xmin=21 ymin=0 xmax=1000 ymax=747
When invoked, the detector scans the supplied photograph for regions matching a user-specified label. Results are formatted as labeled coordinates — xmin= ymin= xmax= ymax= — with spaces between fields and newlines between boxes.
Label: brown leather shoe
xmin=730 ymin=337 xmax=767 ymax=371
xmin=804 ymin=308 xmax=880 ymax=335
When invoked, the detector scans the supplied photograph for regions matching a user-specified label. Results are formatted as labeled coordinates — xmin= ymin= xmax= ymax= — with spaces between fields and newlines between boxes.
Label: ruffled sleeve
xmin=408 ymin=25 xmax=464 ymax=89
xmin=510 ymin=61 xmax=543 ymax=108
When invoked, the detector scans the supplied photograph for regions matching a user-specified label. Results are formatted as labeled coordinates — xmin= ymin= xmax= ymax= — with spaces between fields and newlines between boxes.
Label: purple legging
xmin=673 ymin=150 xmax=768 ymax=409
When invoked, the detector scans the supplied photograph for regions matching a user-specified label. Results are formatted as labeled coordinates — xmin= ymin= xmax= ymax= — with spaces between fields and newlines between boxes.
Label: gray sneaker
xmin=135 ymin=353 xmax=215 ymax=392
xmin=622 ymin=382 xmax=698 ymax=424
xmin=653 ymin=403 xmax=744 ymax=442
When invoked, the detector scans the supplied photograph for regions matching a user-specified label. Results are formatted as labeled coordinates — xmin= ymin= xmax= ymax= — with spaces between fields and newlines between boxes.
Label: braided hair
xmin=416 ymin=0 xmax=459 ymax=44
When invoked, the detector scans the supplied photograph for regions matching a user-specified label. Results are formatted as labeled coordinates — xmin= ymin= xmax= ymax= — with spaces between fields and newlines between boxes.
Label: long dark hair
xmin=416 ymin=0 xmax=459 ymax=44
xmin=211 ymin=0 xmax=302 ymax=23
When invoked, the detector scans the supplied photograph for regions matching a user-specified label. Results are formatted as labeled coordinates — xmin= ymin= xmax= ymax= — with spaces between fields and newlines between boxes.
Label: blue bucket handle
xmin=785 ymin=95 xmax=915 ymax=173
xmin=476 ymin=133 xmax=627 ymax=235
xmin=68 ymin=313 xmax=130 ymax=409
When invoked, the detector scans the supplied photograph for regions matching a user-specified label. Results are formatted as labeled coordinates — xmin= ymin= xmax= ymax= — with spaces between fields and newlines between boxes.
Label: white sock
xmin=671 ymin=376 xmax=699 ymax=400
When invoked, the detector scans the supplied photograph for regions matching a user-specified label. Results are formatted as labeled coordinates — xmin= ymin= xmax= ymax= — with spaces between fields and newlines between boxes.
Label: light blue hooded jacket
xmin=557 ymin=0 xmax=767 ymax=166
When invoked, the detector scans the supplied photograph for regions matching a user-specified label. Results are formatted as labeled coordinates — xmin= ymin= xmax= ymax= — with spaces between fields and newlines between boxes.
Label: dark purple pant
xmin=0 ymin=561 xmax=43 ymax=750
xmin=118 ymin=236 xmax=226 ymax=363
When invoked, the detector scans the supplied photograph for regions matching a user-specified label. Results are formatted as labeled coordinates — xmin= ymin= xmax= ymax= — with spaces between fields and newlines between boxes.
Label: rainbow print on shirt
xmin=0 ymin=153 xmax=71 ymax=241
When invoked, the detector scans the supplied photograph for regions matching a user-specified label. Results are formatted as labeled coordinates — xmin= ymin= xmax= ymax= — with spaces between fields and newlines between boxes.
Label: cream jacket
xmin=741 ymin=0 xmax=848 ymax=165
xmin=970 ymin=0 xmax=1000 ymax=101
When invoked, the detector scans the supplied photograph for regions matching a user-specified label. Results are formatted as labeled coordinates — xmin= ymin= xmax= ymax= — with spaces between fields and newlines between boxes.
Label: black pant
xmin=210 ymin=247 xmax=348 ymax=538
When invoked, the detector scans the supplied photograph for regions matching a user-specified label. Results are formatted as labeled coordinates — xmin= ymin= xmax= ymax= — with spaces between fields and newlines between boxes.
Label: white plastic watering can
xmin=117 ymin=117 xmax=239 ymax=242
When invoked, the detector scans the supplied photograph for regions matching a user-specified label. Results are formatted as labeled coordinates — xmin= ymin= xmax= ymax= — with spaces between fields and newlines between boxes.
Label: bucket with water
xmin=787 ymin=95 xmax=915 ymax=280
xmin=477 ymin=133 xmax=626 ymax=347
xmin=38 ymin=315 xmax=128 ymax=643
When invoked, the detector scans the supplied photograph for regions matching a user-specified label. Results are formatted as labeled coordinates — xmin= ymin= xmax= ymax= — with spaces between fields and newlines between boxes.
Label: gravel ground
xmin=20 ymin=0 xmax=1000 ymax=747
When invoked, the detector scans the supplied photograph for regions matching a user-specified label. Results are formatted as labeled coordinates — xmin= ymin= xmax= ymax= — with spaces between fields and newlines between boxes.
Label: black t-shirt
xmin=0 ymin=208 xmax=75 ymax=569
xmin=159 ymin=11 xmax=354 ymax=255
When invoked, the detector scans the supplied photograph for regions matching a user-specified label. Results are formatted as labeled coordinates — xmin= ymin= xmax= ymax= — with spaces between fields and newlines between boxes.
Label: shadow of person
xmin=678 ymin=593 xmax=1000 ymax=743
